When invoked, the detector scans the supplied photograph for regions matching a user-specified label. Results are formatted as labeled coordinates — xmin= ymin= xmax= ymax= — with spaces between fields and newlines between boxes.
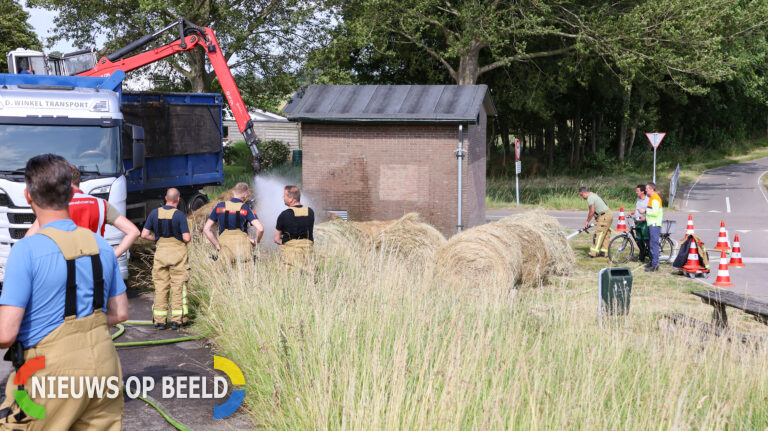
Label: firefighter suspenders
xmin=0 ymin=227 xmax=103 ymax=423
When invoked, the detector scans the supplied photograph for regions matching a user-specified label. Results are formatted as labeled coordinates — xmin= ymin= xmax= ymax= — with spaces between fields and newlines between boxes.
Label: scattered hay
xmin=376 ymin=213 xmax=446 ymax=268
xmin=191 ymin=202 xmax=217 ymax=230
xmin=434 ymin=210 xmax=574 ymax=288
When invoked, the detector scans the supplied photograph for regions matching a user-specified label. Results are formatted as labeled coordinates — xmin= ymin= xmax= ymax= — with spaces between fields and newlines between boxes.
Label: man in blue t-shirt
xmin=203 ymin=182 xmax=264 ymax=262
xmin=141 ymin=188 xmax=191 ymax=329
xmin=0 ymin=154 xmax=128 ymax=429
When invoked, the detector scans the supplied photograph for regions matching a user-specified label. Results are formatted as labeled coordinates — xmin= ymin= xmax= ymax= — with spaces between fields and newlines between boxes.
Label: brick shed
xmin=288 ymin=85 xmax=496 ymax=236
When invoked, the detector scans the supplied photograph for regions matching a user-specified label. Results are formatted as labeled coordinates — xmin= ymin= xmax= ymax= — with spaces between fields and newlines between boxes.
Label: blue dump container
xmin=598 ymin=267 xmax=633 ymax=315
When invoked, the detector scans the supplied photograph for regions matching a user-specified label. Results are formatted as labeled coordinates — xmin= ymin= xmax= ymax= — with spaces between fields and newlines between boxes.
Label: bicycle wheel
xmin=608 ymin=234 xmax=634 ymax=264
xmin=659 ymin=236 xmax=675 ymax=263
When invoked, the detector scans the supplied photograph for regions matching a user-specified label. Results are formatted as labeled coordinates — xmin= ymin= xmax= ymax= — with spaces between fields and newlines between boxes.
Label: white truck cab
xmin=0 ymin=83 xmax=129 ymax=280
xmin=7 ymin=48 xmax=97 ymax=76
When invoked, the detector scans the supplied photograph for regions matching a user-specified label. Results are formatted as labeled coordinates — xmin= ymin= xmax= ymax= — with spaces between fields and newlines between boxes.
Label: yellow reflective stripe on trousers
xmin=182 ymin=283 xmax=188 ymax=314
xmin=593 ymin=232 xmax=605 ymax=251
xmin=172 ymin=310 xmax=183 ymax=315
xmin=152 ymin=303 xmax=168 ymax=316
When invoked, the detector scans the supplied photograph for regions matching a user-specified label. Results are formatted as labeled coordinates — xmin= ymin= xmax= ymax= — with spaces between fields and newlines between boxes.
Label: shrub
xmin=257 ymin=140 xmax=290 ymax=170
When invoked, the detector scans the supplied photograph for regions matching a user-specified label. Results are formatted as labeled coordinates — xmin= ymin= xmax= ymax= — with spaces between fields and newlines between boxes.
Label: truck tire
xmin=188 ymin=193 xmax=209 ymax=213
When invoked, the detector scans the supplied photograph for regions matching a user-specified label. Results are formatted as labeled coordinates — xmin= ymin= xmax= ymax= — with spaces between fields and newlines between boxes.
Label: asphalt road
xmin=0 ymin=290 xmax=250 ymax=431
xmin=489 ymin=156 xmax=768 ymax=300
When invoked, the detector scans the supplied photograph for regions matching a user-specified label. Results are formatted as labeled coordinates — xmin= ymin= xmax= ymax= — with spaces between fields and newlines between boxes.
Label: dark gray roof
xmin=287 ymin=85 xmax=496 ymax=124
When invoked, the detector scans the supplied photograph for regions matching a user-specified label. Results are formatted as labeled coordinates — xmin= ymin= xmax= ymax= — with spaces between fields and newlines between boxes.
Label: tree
xmin=0 ymin=0 xmax=42 ymax=73
xmin=28 ymin=0 xmax=328 ymax=106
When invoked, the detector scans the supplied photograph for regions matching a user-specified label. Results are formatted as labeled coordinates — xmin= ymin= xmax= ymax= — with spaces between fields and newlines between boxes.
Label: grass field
xmin=185 ymin=230 xmax=768 ymax=430
xmin=489 ymin=137 xmax=768 ymax=210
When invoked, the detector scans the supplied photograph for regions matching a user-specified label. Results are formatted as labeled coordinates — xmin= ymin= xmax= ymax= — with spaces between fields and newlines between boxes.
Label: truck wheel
xmin=188 ymin=193 xmax=209 ymax=213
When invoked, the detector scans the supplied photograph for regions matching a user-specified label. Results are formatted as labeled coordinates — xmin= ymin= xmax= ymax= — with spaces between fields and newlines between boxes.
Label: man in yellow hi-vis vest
xmin=141 ymin=188 xmax=191 ymax=330
xmin=274 ymin=185 xmax=315 ymax=269
xmin=579 ymin=186 xmax=613 ymax=258
xmin=645 ymin=182 xmax=664 ymax=272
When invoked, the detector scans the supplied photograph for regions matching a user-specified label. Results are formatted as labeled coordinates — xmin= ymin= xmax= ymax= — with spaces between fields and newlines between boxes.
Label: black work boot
xmin=154 ymin=322 xmax=167 ymax=330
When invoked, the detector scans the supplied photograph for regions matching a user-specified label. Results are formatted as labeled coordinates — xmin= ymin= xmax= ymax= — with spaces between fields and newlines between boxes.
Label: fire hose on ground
xmin=111 ymin=320 xmax=205 ymax=431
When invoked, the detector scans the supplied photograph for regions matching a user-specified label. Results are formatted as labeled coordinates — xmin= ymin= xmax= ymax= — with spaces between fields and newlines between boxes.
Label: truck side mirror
xmin=125 ymin=124 xmax=145 ymax=175
xmin=132 ymin=140 xmax=145 ymax=170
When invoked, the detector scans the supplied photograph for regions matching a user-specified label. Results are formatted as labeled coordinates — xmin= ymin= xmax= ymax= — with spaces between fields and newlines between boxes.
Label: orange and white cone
xmin=712 ymin=250 xmax=735 ymax=288
xmin=713 ymin=220 xmax=731 ymax=252
xmin=729 ymin=233 xmax=746 ymax=268
xmin=682 ymin=238 xmax=705 ymax=273
xmin=682 ymin=213 xmax=695 ymax=240
xmin=616 ymin=206 xmax=628 ymax=232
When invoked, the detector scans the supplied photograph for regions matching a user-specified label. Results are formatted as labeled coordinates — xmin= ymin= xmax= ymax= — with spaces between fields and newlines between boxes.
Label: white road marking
xmin=689 ymin=209 xmax=700 ymax=213
xmin=758 ymin=170 xmax=768 ymax=206
xmin=736 ymin=230 xmax=752 ymax=233
xmin=742 ymin=258 xmax=768 ymax=263
xmin=708 ymin=210 xmax=721 ymax=213
xmin=726 ymin=197 xmax=731 ymax=213
xmin=685 ymin=176 xmax=703 ymax=207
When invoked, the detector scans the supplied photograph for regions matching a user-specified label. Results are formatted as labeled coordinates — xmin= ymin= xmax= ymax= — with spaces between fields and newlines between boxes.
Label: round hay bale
xmin=435 ymin=223 xmax=523 ymax=288
xmin=496 ymin=211 xmax=574 ymax=276
xmin=350 ymin=220 xmax=395 ymax=239
xmin=314 ymin=218 xmax=369 ymax=255
xmin=376 ymin=213 xmax=446 ymax=268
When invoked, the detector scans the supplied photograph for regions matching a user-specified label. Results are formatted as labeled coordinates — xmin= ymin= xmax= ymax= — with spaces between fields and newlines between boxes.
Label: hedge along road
xmin=488 ymin=155 xmax=768 ymax=301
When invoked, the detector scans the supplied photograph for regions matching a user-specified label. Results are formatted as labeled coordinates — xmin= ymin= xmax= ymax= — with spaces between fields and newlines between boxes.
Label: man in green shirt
xmin=579 ymin=187 xmax=613 ymax=258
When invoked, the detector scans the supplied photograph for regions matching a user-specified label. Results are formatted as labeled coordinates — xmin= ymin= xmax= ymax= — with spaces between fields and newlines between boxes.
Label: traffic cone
xmin=682 ymin=238 xmax=705 ymax=273
xmin=616 ymin=206 xmax=628 ymax=232
xmin=712 ymin=250 xmax=735 ymax=288
xmin=682 ymin=213 xmax=695 ymax=240
xmin=729 ymin=233 xmax=746 ymax=268
xmin=713 ymin=220 xmax=731 ymax=252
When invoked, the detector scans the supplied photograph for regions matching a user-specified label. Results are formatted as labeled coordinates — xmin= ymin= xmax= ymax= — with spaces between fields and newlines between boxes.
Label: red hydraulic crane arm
xmin=78 ymin=20 xmax=259 ymax=162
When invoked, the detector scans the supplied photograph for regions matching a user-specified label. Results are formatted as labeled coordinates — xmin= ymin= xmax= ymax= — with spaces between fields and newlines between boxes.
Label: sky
xmin=22 ymin=3 xmax=147 ymax=89
xmin=23 ymin=3 xmax=106 ymax=53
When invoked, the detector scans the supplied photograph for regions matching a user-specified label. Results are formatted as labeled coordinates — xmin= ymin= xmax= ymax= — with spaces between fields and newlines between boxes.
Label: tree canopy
xmin=0 ymin=0 xmax=42 ymax=74
xmin=310 ymin=0 xmax=768 ymax=170
xmin=28 ymin=0 xmax=328 ymax=109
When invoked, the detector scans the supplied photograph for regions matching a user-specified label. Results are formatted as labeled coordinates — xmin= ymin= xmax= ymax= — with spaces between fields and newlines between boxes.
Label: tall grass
xmin=187 ymin=236 xmax=768 ymax=430
xmin=486 ymin=175 xmax=662 ymax=210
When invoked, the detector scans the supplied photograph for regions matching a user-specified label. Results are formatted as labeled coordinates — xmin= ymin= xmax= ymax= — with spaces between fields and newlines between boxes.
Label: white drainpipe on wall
xmin=456 ymin=124 xmax=466 ymax=233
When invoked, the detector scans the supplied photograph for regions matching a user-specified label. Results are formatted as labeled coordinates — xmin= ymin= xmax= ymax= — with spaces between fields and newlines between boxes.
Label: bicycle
xmin=607 ymin=218 xmax=676 ymax=264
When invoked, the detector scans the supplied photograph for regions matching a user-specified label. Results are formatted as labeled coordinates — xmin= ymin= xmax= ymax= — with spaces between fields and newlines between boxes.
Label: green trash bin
xmin=598 ymin=267 xmax=632 ymax=315
xmin=292 ymin=149 xmax=302 ymax=167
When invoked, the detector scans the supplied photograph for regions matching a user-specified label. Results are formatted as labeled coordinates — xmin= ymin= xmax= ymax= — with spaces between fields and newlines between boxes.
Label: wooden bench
xmin=691 ymin=289 xmax=768 ymax=328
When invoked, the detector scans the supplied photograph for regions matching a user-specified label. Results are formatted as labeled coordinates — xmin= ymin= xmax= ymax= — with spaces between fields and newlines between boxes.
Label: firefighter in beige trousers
xmin=141 ymin=188 xmax=191 ymax=330
xmin=203 ymin=182 xmax=264 ymax=263
xmin=275 ymin=186 xmax=315 ymax=270
xmin=579 ymin=187 xmax=614 ymax=258
xmin=0 ymin=154 xmax=129 ymax=430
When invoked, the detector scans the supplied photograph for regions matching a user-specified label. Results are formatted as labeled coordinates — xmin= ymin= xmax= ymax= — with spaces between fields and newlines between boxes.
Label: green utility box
xmin=292 ymin=149 xmax=302 ymax=167
xmin=598 ymin=267 xmax=632 ymax=315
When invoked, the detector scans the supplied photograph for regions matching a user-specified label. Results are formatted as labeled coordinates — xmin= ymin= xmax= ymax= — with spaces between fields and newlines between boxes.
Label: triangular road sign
xmin=646 ymin=132 xmax=666 ymax=149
